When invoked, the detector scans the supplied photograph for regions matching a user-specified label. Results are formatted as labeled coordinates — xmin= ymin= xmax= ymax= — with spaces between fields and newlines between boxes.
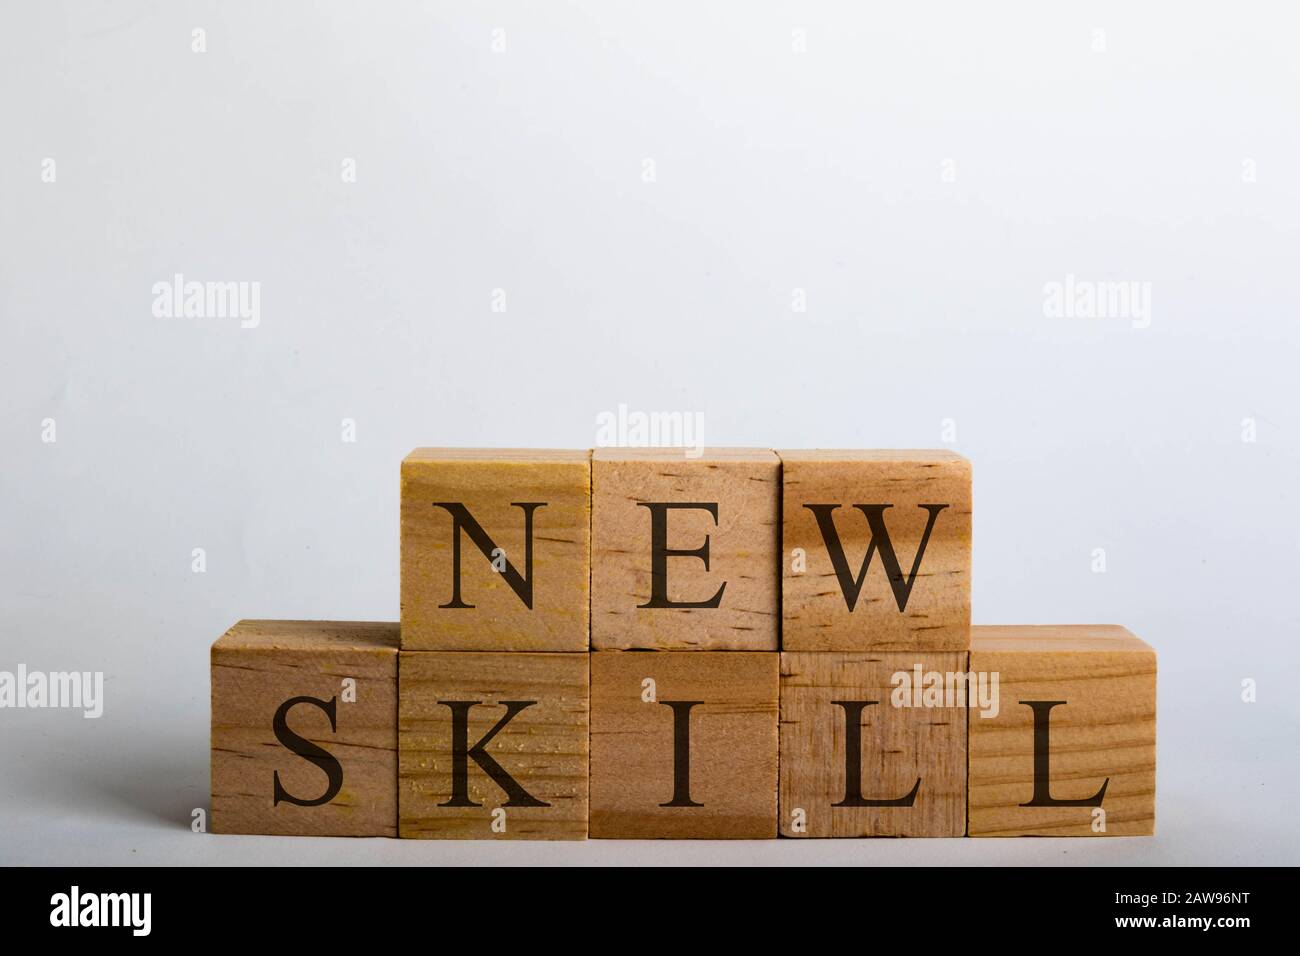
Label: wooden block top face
xmin=210 ymin=621 xmax=399 ymax=837
xmin=590 ymin=652 xmax=778 ymax=838
xmin=776 ymin=449 xmax=967 ymax=464
xmin=780 ymin=450 xmax=971 ymax=652
xmin=591 ymin=450 xmax=779 ymax=650
xmin=405 ymin=448 xmax=592 ymax=463
xmin=969 ymin=627 xmax=1156 ymax=837
xmin=401 ymin=450 xmax=591 ymax=651
xmin=398 ymin=652 xmax=589 ymax=840
xmin=779 ymin=652 xmax=968 ymax=837
xmin=971 ymin=624 xmax=1151 ymax=655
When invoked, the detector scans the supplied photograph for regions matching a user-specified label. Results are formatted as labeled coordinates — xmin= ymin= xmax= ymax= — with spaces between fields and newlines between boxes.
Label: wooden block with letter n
xmin=398 ymin=651 xmax=589 ymax=839
xmin=968 ymin=625 xmax=1156 ymax=837
xmin=778 ymin=450 xmax=971 ymax=652
xmin=779 ymin=651 xmax=968 ymax=837
xmin=210 ymin=620 xmax=398 ymax=837
xmin=590 ymin=651 xmax=778 ymax=838
xmin=591 ymin=447 xmax=779 ymax=650
xmin=401 ymin=448 xmax=590 ymax=652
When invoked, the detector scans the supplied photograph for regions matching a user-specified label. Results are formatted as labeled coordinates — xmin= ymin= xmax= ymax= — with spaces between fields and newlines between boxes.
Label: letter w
xmin=804 ymin=504 xmax=948 ymax=612
xmin=432 ymin=502 xmax=544 ymax=609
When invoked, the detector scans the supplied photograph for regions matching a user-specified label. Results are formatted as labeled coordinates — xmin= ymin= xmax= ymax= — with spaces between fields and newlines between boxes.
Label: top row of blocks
xmin=401 ymin=448 xmax=972 ymax=652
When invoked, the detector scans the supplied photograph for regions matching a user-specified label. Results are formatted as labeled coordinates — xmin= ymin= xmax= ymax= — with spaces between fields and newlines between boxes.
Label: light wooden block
xmin=590 ymin=651 xmax=778 ymax=838
xmin=401 ymin=448 xmax=590 ymax=652
xmin=968 ymin=625 xmax=1156 ymax=837
xmin=210 ymin=620 xmax=398 ymax=837
xmin=779 ymin=450 xmax=971 ymax=652
xmin=779 ymin=651 xmax=967 ymax=837
xmin=398 ymin=651 xmax=589 ymax=839
xmin=591 ymin=448 xmax=779 ymax=650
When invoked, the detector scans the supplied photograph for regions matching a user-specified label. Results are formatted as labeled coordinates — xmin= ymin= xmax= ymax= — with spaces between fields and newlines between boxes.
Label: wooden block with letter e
xmin=590 ymin=651 xmax=778 ymax=838
xmin=779 ymin=450 xmax=971 ymax=651
xmin=210 ymin=620 xmax=398 ymax=837
xmin=398 ymin=651 xmax=589 ymax=839
xmin=591 ymin=447 xmax=779 ymax=650
xmin=968 ymin=625 xmax=1156 ymax=837
xmin=401 ymin=448 xmax=590 ymax=652
xmin=779 ymin=651 xmax=968 ymax=837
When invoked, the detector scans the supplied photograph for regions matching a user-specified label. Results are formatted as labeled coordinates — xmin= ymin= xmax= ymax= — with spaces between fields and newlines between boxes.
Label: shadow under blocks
xmin=207 ymin=448 xmax=1155 ymax=840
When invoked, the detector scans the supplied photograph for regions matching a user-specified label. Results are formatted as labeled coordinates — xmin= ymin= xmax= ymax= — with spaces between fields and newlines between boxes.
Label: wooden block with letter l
xmin=401 ymin=448 xmax=591 ymax=652
xmin=968 ymin=625 xmax=1156 ymax=837
xmin=398 ymin=651 xmax=589 ymax=839
xmin=210 ymin=620 xmax=398 ymax=837
xmin=778 ymin=450 xmax=971 ymax=652
xmin=591 ymin=447 xmax=779 ymax=650
xmin=779 ymin=651 xmax=968 ymax=837
xmin=590 ymin=651 xmax=778 ymax=838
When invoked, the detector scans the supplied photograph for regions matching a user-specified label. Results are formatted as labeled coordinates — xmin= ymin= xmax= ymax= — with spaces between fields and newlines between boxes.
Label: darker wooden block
xmin=400 ymin=449 xmax=590 ymax=652
xmin=590 ymin=651 xmax=778 ymax=838
xmin=779 ymin=450 xmax=971 ymax=652
xmin=968 ymin=625 xmax=1156 ymax=837
xmin=591 ymin=448 xmax=780 ymax=650
xmin=779 ymin=651 xmax=968 ymax=837
xmin=398 ymin=651 xmax=589 ymax=839
xmin=210 ymin=620 xmax=398 ymax=837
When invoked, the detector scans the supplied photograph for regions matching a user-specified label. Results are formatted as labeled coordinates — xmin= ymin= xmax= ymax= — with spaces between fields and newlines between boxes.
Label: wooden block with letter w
xmin=779 ymin=450 xmax=971 ymax=651
xmin=401 ymin=449 xmax=591 ymax=651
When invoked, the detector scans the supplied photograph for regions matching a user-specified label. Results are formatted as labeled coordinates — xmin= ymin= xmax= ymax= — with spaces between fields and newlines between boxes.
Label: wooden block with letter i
xmin=210 ymin=620 xmax=398 ymax=837
xmin=590 ymin=651 xmax=778 ymax=838
xmin=778 ymin=450 xmax=971 ymax=652
xmin=968 ymin=625 xmax=1156 ymax=837
xmin=779 ymin=651 xmax=967 ymax=837
xmin=401 ymin=448 xmax=591 ymax=652
xmin=398 ymin=651 xmax=589 ymax=839
xmin=591 ymin=447 xmax=779 ymax=650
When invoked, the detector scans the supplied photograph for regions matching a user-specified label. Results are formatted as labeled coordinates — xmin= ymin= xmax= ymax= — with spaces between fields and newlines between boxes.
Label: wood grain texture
xmin=400 ymin=448 xmax=590 ymax=651
xmin=210 ymin=620 xmax=398 ymax=837
xmin=779 ymin=651 xmax=967 ymax=837
xmin=399 ymin=651 xmax=589 ymax=839
xmin=591 ymin=448 xmax=779 ymax=650
xmin=590 ymin=651 xmax=778 ymax=838
xmin=778 ymin=450 xmax=971 ymax=651
xmin=968 ymin=625 xmax=1156 ymax=837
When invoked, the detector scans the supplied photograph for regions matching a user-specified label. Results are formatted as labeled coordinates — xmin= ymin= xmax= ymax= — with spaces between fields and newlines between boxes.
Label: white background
xmin=2 ymin=1 xmax=1297 ymax=864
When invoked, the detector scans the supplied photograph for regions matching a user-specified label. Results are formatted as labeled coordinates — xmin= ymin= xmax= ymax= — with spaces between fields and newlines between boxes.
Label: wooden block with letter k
xmin=398 ymin=651 xmax=589 ymax=839
xmin=779 ymin=450 xmax=971 ymax=651
xmin=968 ymin=625 xmax=1156 ymax=836
xmin=401 ymin=448 xmax=591 ymax=651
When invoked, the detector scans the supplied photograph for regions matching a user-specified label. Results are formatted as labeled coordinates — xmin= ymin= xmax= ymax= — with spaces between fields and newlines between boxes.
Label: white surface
xmin=2 ymin=1 xmax=1298 ymax=865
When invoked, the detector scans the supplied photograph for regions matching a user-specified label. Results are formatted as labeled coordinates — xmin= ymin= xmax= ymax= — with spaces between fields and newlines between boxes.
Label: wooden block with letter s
xmin=401 ymin=448 xmax=591 ymax=652
xmin=590 ymin=650 xmax=778 ymax=838
xmin=210 ymin=620 xmax=398 ymax=837
xmin=779 ymin=651 xmax=968 ymax=837
xmin=591 ymin=447 xmax=779 ymax=650
xmin=968 ymin=625 xmax=1156 ymax=837
xmin=779 ymin=450 xmax=971 ymax=652
xmin=398 ymin=651 xmax=589 ymax=839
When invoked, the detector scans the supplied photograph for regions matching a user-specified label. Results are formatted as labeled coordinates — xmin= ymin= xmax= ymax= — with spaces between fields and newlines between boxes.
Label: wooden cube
xmin=210 ymin=620 xmax=398 ymax=837
xmin=779 ymin=450 xmax=971 ymax=652
xmin=779 ymin=651 xmax=967 ymax=837
xmin=591 ymin=448 xmax=779 ymax=650
xmin=968 ymin=625 xmax=1156 ymax=837
xmin=590 ymin=651 xmax=778 ymax=838
xmin=401 ymin=449 xmax=590 ymax=652
xmin=398 ymin=651 xmax=589 ymax=839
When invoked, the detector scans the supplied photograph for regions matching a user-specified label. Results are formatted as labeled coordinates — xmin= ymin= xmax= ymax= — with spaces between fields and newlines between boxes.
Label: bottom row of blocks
xmin=211 ymin=623 xmax=1156 ymax=839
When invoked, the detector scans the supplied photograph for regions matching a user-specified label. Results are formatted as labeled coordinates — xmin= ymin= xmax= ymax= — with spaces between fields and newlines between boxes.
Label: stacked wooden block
xmin=211 ymin=448 xmax=1156 ymax=839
